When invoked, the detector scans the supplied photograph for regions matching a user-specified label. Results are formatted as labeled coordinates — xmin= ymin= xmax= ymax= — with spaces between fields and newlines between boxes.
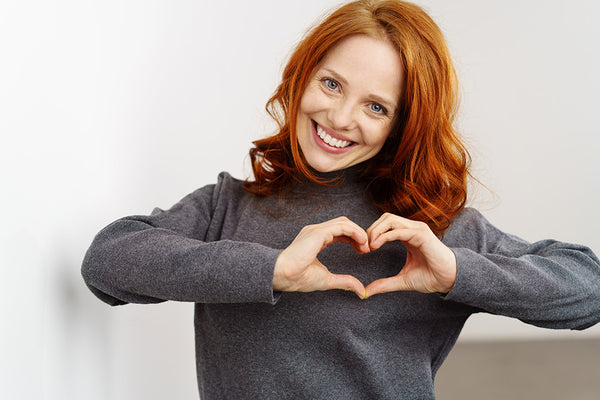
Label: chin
xmin=305 ymin=157 xmax=357 ymax=173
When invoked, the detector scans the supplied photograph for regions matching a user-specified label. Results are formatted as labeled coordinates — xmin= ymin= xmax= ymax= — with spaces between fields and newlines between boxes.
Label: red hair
xmin=244 ymin=0 xmax=471 ymax=235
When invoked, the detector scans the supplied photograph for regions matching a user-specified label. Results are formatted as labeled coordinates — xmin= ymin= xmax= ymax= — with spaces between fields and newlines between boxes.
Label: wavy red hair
xmin=244 ymin=0 xmax=471 ymax=235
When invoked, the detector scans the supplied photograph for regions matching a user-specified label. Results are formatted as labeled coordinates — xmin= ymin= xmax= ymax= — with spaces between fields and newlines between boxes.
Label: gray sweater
xmin=82 ymin=169 xmax=600 ymax=399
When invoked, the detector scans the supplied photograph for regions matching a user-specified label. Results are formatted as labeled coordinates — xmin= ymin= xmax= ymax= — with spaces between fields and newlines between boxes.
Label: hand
xmin=273 ymin=216 xmax=370 ymax=298
xmin=364 ymin=213 xmax=457 ymax=298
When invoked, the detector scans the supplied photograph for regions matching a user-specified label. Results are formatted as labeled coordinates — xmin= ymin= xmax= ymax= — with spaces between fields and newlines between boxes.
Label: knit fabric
xmin=82 ymin=169 xmax=600 ymax=399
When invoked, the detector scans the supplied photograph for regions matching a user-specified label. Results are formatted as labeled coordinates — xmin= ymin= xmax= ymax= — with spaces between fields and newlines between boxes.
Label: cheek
xmin=364 ymin=122 xmax=393 ymax=147
xmin=299 ymin=86 xmax=326 ymax=115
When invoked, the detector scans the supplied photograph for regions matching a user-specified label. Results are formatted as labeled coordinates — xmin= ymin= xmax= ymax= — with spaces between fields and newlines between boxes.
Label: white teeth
xmin=315 ymin=124 xmax=351 ymax=148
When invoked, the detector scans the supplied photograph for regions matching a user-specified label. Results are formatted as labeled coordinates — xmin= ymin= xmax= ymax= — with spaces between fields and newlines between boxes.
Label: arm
xmin=444 ymin=209 xmax=600 ymax=330
xmin=363 ymin=209 xmax=600 ymax=330
xmin=81 ymin=173 xmax=280 ymax=306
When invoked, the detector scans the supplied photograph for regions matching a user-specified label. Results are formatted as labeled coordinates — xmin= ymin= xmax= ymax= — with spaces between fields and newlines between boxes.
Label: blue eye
xmin=370 ymin=103 xmax=386 ymax=114
xmin=324 ymin=78 xmax=339 ymax=90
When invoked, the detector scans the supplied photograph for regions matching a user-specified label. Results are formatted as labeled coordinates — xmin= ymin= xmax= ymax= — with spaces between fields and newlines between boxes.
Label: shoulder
xmin=443 ymin=207 xmax=506 ymax=252
xmin=153 ymin=171 xmax=248 ymax=218
xmin=218 ymin=171 xmax=245 ymax=189
xmin=212 ymin=171 xmax=247 ymax=203
xmin=181 ymin=171 xmax=246 ymax=205
xmin=207 ymin=171 xmax=258 ymax=217
xmin=447 ymin=207 xmax=488 ymax=231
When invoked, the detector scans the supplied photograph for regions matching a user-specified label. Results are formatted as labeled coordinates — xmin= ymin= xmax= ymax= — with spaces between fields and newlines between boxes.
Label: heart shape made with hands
xmin=273 ymin=213 xmax=457 ymax=299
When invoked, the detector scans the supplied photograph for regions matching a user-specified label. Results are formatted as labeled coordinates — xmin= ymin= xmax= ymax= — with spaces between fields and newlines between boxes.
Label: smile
xmin=313 ymin=121 xmax=353 ymax=149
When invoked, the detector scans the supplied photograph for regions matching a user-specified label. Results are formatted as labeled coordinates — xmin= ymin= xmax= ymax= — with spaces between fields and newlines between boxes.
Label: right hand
xmin=273 ymin=216 xmax=370 ymax=298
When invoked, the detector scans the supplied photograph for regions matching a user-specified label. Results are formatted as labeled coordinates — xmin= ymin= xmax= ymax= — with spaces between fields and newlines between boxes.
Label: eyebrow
xmin=321 ymin=67 xmax=398 ymax=113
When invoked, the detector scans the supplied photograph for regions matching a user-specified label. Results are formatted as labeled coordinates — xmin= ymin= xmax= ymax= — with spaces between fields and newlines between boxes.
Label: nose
xmin=327 ymin=100 xmax=357 ymax=132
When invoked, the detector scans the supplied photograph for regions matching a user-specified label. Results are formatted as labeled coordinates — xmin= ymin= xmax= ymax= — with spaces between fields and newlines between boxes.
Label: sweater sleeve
xmin=443 ymin=209 xmax=600 ymax=330
xmin=81 ymin=173 xmax=281 ymax=306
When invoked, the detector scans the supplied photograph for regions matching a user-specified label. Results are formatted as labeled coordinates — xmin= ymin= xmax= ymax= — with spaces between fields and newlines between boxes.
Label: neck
xmin=308 ymin=161 xmax=369 ymax=181
xmin=291 ymin=162 xmax=369 ymax=196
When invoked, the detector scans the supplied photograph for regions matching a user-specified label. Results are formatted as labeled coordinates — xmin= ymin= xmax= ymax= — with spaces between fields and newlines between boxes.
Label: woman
xmin=82 ymin=0 xmax=600 ymax=398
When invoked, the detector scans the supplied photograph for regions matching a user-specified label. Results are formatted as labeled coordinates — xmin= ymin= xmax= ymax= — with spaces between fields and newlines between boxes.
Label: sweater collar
xmin=290 ymin=162 xmax=369 ymax=196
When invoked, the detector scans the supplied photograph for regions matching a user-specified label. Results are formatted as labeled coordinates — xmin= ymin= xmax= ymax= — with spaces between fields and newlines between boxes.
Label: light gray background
xmin=1 ymin=0 xmax=598 ymax=399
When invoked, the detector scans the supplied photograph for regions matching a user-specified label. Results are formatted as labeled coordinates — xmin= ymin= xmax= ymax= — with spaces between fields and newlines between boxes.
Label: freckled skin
xmin=296 ymin=35 xmax=403 ymax=173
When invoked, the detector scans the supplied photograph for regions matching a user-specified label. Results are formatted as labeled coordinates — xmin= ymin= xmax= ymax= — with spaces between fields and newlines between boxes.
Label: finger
xmin=325 ymin=272 xmax=367 ymax=299
xmin=332 ymin=217 xmax=369 ymax=247
xmin=334 ymin=236 xmax=371 ymax=254
xmin=372 ymin=214 xmax=424 ymax=235
xmin=370 ymin=228 xmax=425 ymax=251
xmin=367 ymin=212 xmax=412 ymax=231
xmin=319 ymin=218 xmax=370 ymax=253
xmin=367 ymin=213 xmax=411 ymax=247
xmin=369 ymin=219 xmax=430 ymax=251
xmin=365 ymin=212 xmax=390 ymax=238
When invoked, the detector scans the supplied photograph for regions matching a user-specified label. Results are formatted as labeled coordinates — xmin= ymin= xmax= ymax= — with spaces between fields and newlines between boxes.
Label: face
xmin=297 ymin=34 xmax=403 ymax=173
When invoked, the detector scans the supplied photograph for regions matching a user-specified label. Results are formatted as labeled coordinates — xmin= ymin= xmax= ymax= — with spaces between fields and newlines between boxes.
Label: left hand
xmin=364 ymin=213 xmax=457 ymax=298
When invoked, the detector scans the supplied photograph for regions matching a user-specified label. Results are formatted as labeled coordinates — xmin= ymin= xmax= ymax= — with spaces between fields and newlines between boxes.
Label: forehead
xmin=318 ymin=35 xmax=403 ymax=101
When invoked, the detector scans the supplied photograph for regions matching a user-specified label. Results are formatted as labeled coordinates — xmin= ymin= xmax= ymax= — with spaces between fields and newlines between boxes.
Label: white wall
xmin=1 ymin=0 xmax=598 ymax=399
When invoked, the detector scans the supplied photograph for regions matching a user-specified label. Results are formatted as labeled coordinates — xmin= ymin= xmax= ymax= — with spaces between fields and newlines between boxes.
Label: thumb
xmin=325 ymin=271 xmax=367 ymax=299
xmin=364 ymin=275 xmax=413 ymax=298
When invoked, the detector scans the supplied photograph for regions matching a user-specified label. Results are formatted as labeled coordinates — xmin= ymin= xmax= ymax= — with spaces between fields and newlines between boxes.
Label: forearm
xmin=82 ymin=218 xmax=281 ymax=305
xmin=445 ymin=242 xmax=600 ymax=330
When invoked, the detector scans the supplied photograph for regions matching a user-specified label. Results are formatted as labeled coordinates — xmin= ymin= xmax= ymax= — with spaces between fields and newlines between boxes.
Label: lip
xmin=311 ymin=120 xmax=356 ymax=154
